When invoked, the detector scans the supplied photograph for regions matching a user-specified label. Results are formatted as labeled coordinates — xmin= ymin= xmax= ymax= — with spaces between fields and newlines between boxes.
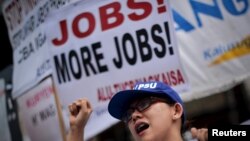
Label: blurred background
xmin=1 ymin=0 xmax=250 ymax=141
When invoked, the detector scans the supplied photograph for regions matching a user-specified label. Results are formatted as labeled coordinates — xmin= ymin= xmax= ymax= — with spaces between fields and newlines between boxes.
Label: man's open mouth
xmin=135 ymin=122 xmax=149 ymax=134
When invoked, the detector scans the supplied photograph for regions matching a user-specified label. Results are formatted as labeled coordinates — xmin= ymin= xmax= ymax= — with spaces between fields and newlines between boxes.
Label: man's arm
xmin=67 ymin=98 xmax=92 ymax=141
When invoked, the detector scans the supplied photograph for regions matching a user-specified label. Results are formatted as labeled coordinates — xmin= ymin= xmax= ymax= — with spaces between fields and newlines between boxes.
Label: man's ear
xmin=172 ymin=103 xmax=183 ymax=120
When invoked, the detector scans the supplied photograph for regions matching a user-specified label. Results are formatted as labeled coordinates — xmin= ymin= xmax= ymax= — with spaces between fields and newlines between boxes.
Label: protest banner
xmin=170 ymin=0 xmax=250 ymax=101
xmin=46 ymin=0 xmax=189 ymax=139
xmin=1 ymin=0 xmax=81 ymax=98
xmin=17 ymin=77 xmax=64 ymax=141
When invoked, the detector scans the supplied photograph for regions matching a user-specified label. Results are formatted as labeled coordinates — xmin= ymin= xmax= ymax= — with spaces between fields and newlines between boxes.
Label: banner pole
xmin=51 ymin=76 xmax=67 ymax=141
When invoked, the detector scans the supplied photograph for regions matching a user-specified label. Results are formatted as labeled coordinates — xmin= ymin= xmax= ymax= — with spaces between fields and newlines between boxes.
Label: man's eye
xmin=140 ymin=101 xmax=147 ymax=106
xmin=138 ymin=101 xmax=148 ymax=109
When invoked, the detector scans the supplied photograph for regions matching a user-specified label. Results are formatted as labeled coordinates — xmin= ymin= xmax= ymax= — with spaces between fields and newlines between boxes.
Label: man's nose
xmin=131 ymin=109 xmax=143 ymax=123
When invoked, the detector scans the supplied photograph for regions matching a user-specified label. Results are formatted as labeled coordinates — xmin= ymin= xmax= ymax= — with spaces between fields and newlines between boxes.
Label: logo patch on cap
xmin=133 ymin=82 xmax=157 ymax=90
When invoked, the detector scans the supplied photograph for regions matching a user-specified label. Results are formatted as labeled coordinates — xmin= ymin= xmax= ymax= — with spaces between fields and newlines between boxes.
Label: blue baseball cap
xmin=108 ymin=81 xmax=185 ymax=124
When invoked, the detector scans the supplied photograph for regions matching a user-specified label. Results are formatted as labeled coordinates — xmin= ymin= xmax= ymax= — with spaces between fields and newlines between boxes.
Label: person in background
xmin=190 ymin=127 xmax=208 ymax=141
xmin=67 ymin=81 xmax=208 ymax=141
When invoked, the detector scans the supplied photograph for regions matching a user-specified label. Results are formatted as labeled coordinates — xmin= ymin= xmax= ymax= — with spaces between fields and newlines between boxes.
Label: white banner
xmin=170 ymin=0 xmax=250 ymax=101
xmin=1 ymin=0 xmax=80 ymax=98
xmin=17 ymin=77 xmax=63 ymax=141
xmin=46 ymin=0 xmax=189 ymax=139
